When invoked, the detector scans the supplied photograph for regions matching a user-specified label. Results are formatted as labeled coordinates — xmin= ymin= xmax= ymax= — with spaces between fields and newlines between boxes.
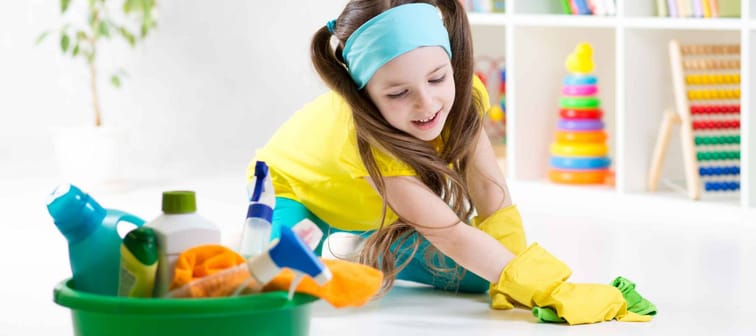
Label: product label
xmin=118 ymin=268 xmax=136 ymax=297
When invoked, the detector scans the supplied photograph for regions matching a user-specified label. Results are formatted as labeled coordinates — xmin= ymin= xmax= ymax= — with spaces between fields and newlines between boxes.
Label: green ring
xmin=559 ymin=97 xmax=600 ymax=109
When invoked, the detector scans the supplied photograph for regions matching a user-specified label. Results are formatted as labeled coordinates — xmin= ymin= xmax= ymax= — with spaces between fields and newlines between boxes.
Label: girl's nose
xmin=414 ymin=88 xmax=434 ymax=110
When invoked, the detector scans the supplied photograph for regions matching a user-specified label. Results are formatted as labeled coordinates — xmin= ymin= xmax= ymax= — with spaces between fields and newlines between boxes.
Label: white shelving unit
xmin=469 ymin=0 xmax=755 ymax=212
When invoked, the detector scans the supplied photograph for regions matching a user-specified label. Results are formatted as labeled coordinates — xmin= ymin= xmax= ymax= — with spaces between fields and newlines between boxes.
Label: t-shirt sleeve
xmin=340 ymin=132 xmax=416 ymax=179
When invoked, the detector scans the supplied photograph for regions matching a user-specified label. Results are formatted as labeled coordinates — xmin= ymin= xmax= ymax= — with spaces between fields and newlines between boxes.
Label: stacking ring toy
xmin=550 ymin=156 xmax=611 ymax=169
xmin=555 ymin=130 xmax=607 ymax=143
xmin=549 ymin=169 xmax=609 ymax=184
xmin=560 ymin=108 xmax=603 ymax=120
xmin=560 ymin=97 xmax=600 ymax=109
xmin=563 ymin=75 xmax=597 ymax=86
xmin=550 ymin=142 xmax=609 ymax=156
xmin=561 ymin=85 xmax=598 ymax=96
xmin=558 ymin=119 xmax=604 ymax=131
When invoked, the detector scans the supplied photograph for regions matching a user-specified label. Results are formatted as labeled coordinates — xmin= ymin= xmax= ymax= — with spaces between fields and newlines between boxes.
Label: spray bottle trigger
xmin=291 ymin=219 xmax=323 ymax=251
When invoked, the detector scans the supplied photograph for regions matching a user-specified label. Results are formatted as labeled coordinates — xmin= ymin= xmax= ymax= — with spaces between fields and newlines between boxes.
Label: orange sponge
xmin=264 ymin=258 xmax=383 ymax=308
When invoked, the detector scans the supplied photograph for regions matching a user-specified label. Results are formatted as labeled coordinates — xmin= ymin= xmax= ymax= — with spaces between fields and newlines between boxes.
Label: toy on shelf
xmin=647 ymin=40 xmax=741 ymax=200
xmin=548 ymin=42 xmax=611 ymax=185
xmin=475 ymin=55 xmax=507 ymax=148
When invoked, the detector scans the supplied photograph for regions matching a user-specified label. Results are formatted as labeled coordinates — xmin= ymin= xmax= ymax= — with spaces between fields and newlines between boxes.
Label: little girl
xmin=249 ymin=0 xmax=653 ymax=325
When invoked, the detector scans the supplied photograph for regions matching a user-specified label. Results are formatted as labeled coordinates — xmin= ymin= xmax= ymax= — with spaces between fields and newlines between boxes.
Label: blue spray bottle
xmin=247 ymin=225 xmax=332 ymax=298
xmin=246 ymin=160 xmax=275 ymax=208
xmin=46 ymin=184 xmax=145 ymax=296
xmin=240 ymin=161 xmax=275 ymax=257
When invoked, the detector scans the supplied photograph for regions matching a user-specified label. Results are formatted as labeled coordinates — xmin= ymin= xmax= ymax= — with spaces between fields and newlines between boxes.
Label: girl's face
xmin=366 ymin=46 xmax=455 ymax=142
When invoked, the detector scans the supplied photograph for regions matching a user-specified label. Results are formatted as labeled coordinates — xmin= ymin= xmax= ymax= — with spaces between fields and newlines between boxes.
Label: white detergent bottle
xmin=146 ymin=190 xmax=220 ymax=297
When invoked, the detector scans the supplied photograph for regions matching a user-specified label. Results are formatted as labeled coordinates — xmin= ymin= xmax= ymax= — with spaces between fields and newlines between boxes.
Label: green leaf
xmin=76 ymin=30 xmax=88 ymax=41
xmin=110 ymin=75 xmax=121 ymax=88
xmin=123 ymin=0 xmax=137 ymax=13
xmin=72 ymin=44 xmax=80 ymax=56
xmin=97 ymin=21 xmax=110 ymax=38
xmin=61 ymin=0 xmax=71 ymax=13
xmin=119 ymin=27 xmax=136 ymax=47
xmin=60 ymin=34 xmax=70 ymax=52
xmin=35 ymin=31 xmax=50 ymax=45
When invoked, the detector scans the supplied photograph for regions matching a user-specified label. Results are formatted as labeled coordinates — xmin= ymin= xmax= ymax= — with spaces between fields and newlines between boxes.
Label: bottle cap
xmin=246 ymin=203 xmax=273 ymax=222
xmin=46 ymin=183 xmax=106 ymax=243
xmin=161 ymin=191 xmax=197 ymax=214
xmin=123 ymin=227 xmax=158 ymax=265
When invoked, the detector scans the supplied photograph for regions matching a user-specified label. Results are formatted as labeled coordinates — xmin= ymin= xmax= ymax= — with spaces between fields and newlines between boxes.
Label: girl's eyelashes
xmin=429 ymin=74 xmax=446 ymax=84
xmin=387 ymin=90 xmax=408 ymax=99
xmin=385 ymin=73 xmax=446 ymax=99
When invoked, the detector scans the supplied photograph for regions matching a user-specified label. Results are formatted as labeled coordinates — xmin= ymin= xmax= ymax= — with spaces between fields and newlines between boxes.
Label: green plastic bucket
xmin=53 ymin=279 xmax=318 ymax=336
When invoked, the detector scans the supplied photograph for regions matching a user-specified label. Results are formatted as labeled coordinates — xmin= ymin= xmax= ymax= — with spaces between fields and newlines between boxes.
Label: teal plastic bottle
xmin=46 ymin=183 xmax=145 ymax=296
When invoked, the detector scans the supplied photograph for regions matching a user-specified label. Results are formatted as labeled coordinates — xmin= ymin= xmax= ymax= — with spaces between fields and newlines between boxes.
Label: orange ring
xmin=548 ymin=169 xmax=609 ymax=184
xmin=555 ymin=130 xmax=607 ymax=143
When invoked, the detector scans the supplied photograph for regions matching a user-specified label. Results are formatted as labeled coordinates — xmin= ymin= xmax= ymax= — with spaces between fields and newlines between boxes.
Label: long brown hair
xmin=310 ymin=0 xmax=485 ymax=293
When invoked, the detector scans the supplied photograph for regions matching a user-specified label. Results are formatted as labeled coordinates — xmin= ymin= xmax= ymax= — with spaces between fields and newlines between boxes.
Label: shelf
xmin=623 ymin=17 xmax=743 ymax=31
xmin=508 ymin=179 xmax=749 ymax=224
xmin=466 ymin=12 xmax=508 ymax=26
xmin=470 ymin=0 xmax=754 ymax=210
xmin=511 ymin=14 xmax=616 ymax=28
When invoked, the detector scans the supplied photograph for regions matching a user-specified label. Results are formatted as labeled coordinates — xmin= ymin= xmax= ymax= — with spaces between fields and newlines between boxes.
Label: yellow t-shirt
xmin=252 ymin=76 xmax=490 ymax=231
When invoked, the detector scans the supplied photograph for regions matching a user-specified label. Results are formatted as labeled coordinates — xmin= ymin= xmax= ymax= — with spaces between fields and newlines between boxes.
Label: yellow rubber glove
xmin=533 ymin=282 xmax=652 ymax=324
xmin=472 ymin=205 xmax=527 ymax=255
xmin=472 ymin=205 xmax=528 ymax=309
xmin=494 ymin=243 xmax=652 ymax=325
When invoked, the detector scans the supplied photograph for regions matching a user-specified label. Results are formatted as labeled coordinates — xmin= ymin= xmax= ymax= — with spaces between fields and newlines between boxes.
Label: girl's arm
xmin=376 ymin=175 xmax=514 ymax=283
xmin=465 ymin=129 xmax=512 ymax=219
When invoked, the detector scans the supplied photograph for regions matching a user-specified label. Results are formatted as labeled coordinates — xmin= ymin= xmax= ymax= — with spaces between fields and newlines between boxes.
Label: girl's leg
xmin=392 ymin=232 xmax=489 ymax=293
xmin=273 ymin=197 xmax=487 ymax=292
xmin=271 ymin=197 xmax=331 ymax=256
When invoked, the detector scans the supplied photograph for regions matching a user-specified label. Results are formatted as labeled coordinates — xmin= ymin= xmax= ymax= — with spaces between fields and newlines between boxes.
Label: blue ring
xmin=550 ymin=156 xmax=611 ymax=169
xmin=563 ymin=75 xmax=597 ymax=85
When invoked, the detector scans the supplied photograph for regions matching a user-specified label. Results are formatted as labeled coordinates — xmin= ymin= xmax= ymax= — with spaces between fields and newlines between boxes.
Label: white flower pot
xmin=50 ymin=126 xmax=126 ymax=189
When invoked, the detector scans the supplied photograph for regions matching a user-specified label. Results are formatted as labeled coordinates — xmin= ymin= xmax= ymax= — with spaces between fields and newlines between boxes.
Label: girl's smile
xmin=411 ymin=109 xmax=441 ymax=130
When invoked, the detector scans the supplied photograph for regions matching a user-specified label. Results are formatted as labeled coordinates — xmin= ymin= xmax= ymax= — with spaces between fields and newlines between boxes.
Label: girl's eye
xmin=387 ymin=90 xmax=408 ymax=99
xmin=429 ymin=75 xmax=446 ymax=84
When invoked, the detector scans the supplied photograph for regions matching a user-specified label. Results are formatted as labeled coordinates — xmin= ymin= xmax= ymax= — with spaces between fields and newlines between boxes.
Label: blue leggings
xmin=271 ymin=197 xmax=488 ymax=293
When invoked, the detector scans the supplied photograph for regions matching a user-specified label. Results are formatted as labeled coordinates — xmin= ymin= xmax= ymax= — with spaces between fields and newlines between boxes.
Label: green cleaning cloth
xmin=532 ymin=306 xmax=566 ymax=323
xmin=612 ymin=276 xmax=657 ymax=316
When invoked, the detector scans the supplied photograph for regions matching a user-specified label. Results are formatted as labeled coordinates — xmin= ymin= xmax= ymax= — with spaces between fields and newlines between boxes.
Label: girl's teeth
xmin=417 ymin=112 xmax=436 ymax=123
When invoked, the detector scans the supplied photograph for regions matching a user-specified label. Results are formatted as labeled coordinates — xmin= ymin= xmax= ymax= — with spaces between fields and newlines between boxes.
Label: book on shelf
xmin=558 ymin=0 xmax=616 ymax=16
xmin=656 ymin=0 xmax=740 ymax=18
xmin=463 ymin=0 xmax=505 ymax=13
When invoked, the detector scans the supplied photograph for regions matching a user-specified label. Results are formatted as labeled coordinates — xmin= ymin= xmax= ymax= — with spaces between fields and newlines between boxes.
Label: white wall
xmin=0 ymin=0 xmax=348 ymax=180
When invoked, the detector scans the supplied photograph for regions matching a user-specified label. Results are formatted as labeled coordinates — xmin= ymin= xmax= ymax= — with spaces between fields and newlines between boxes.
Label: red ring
xmin=559 ymin=108 xmax=603 ymax=120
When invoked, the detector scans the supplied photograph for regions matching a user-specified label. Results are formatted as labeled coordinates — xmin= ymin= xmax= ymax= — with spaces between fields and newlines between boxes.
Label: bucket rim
xmin=53 ymin=279 xmax=318 ymax=316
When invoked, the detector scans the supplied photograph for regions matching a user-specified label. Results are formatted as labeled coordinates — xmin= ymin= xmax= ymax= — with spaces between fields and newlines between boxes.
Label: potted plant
xmin=37 ymin=0 xmax=158 ymax=187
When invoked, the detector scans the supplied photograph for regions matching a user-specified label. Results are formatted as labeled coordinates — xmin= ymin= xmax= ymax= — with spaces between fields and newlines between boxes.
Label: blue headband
xmin=341 ymin=3 xmax=452 ymax=89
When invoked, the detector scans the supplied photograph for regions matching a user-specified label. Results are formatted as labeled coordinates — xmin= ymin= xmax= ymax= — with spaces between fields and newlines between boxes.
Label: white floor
xmin=3 ymin=175 xmax=755 ymax=335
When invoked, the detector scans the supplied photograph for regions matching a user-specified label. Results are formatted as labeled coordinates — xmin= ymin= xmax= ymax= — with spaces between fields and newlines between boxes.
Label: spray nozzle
xmin=250 ymin=161 xmax=269 ymax=202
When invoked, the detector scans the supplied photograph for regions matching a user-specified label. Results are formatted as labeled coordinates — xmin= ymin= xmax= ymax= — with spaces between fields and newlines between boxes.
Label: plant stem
xmin=90 ymin=60 xmax=102 ymax=127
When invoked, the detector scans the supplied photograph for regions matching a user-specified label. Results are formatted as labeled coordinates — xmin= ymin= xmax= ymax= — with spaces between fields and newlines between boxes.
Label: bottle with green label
xmin=118 ymin=226 xmax=158 ymax=298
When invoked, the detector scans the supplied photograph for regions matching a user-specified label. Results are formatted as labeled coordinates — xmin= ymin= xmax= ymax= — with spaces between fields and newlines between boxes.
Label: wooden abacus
xmin=647 ymin=40 xmax=741 ymax=200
